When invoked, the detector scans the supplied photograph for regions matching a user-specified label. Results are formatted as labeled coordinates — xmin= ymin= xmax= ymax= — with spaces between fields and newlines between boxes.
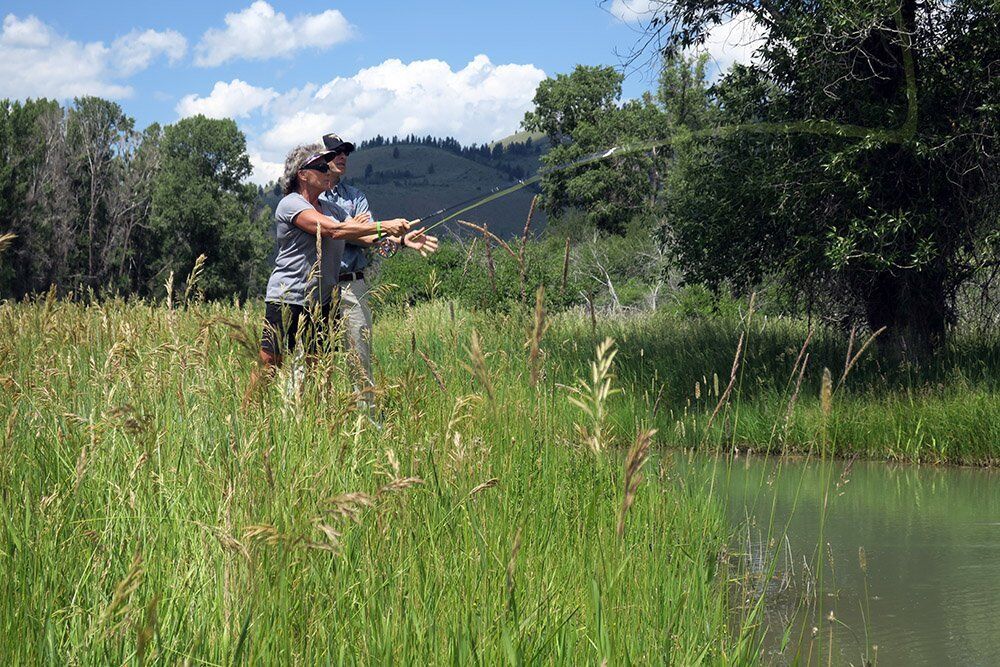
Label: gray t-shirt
xmin=265 ymin=193 xmax=345 ymax=306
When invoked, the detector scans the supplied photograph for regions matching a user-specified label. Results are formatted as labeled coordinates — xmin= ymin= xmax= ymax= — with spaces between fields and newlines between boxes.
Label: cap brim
xmin=328 ymin=141 xmax=355 ymax=154
xmin=301 ymin=149 xmax=337 ymax=167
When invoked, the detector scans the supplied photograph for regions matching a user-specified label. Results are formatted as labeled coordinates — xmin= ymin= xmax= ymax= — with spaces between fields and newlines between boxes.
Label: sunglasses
xmin=300 ymin=162 xmax=331 ymax=173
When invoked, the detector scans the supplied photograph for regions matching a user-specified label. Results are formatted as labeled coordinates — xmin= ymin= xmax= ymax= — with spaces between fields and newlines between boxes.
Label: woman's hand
xmin=402 ymin=228 xmax=439 ymax=257
xmin=381 ymin=218 xmax=411 ymax=237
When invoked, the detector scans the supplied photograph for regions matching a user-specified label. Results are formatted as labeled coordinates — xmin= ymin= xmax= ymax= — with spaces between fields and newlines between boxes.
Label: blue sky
xmin=0 ymin=1 xmax=758 ymax=182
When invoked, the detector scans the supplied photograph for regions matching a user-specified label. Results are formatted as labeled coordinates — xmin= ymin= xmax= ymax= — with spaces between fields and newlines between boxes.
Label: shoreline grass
xmin=2 ymin=294 xmax=995 ymax=662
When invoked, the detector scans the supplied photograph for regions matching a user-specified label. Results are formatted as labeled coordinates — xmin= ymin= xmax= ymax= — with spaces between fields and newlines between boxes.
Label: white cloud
xmin=227 ymin=54 xmax=545 ymax=185
xmin=260 ymin=55 xmax=545 ymax=153
xmin=194 ymin=1 xmax=353 ymax=67
xmin=609 ymin=0 xmax=662 ymax=23
xmin=249 ymin=152 xmax=284 ymax=186
xmin=0 ymin=14 xmax=186 ymax=100
xmin=112 ymin=28 xmax=187 ymax=76
xmin=176 ymin=79 xmax=278 ymax=119
xmin=698 ymin=12 xmax=765 ymax=72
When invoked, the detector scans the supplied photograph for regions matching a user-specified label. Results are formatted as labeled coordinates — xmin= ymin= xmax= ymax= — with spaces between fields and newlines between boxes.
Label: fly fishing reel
xmin=373 ymin=236 xmax=400 ymax=259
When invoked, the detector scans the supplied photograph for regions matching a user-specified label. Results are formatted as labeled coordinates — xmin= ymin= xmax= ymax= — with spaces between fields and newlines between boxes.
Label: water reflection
xmin=676 ymin=454 xmax=1000 ymax=666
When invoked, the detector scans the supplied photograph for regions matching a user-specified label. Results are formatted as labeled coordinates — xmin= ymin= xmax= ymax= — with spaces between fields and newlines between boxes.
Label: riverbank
xmin=375 ymin=302 xmax=997 ymax=466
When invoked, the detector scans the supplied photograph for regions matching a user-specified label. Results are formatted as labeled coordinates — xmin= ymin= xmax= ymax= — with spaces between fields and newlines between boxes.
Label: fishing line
xmin=416 ymin=142 xmax=649 ymax=235
xmin=403 ymin=7 xmax=919 ymax=239
xmin=414 ymin=100 xmax=919 ymax=238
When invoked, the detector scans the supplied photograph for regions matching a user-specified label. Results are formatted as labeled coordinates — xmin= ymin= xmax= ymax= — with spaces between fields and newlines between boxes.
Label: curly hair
xmin=281 ymin=142 xmax=325 ymax=195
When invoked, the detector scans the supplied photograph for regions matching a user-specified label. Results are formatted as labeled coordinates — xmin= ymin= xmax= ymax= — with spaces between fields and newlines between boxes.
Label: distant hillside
xmin=256 ymin=137 xmax=550 ymax=240
xmin=346 ymin=144 xmax=545 ymax=239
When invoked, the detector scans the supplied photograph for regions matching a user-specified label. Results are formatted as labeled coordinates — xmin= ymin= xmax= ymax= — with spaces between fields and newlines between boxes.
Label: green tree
xmin=522 ymin=65 xmax=670 ymax=233
xmin=657 ymin=52 xmax=714 ymax=131
xmin=651 ymin=0 xmax=1000 ymax=355
xmin=66 ymin=97 xmax=141 ymax=291
xmin=147 ymin=115 xmax=268 ymax=300
xmin=0 ymin=98 xmax=72 ymax=298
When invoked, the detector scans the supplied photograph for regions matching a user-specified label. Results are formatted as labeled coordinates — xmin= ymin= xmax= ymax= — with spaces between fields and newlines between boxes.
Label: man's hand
xmin=381 ymin=218 xmax=410 ymax=237
xmin=350 ymin=211 xmax=372 ymax=226
xmin=402 ymin=228 xmax=439 ymax=257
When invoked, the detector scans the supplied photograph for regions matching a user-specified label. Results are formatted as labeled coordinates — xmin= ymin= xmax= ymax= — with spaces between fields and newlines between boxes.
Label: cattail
xmin=858 ymin=546 xmax=868 ymax=574
xmin=561 ymin=237 xmax=571 ymax=294
xmin=465 ymin=330 xmax=495 ymax=400
xmin=469 ymin=478 xmax=499 ymax=497
xmin=528 ymin=286 xmax=548 ymax=387
xmin=820 ymin=367 xmax=833 ymax=418
xmin=618 ymin=428 xmax=655 ymax=538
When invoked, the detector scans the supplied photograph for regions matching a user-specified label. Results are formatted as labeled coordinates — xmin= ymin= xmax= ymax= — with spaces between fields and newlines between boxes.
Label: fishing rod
xmin=415 ymin=143 xmax=636 ymax=236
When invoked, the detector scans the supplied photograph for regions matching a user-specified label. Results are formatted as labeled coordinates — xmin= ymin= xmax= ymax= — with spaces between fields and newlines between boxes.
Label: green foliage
xmin=0 ymin=100 xmax=270 ymax=302
xmin=375 ymin=235 xmax=585 ymax=311
xmin=653 ymin=0 xmax=1000 ymax=355
xmin=0 ymin=98 xmax=64 ymax=296
xmin=522 ymin=66 xmax=672 ymax=233
xmin=148 ymin=115 xmax=268 ymax=300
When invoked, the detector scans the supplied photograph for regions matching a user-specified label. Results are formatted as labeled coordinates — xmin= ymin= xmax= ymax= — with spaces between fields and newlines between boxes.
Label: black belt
xmin=338 ymin=271 xmax=364 ymax=282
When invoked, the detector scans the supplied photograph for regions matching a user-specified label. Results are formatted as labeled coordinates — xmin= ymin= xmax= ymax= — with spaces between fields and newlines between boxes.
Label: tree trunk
xmin=863 ymin=270 xmax=951 ymax=361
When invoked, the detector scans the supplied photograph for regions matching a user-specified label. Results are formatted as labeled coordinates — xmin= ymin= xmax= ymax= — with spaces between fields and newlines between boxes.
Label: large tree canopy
xmin=644 ymin=0 xmax=999 ymax=355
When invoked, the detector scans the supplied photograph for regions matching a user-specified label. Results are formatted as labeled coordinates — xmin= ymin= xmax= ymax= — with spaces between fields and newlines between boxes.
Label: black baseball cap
xmin=322 ymin=133 xmax=356 ymax=154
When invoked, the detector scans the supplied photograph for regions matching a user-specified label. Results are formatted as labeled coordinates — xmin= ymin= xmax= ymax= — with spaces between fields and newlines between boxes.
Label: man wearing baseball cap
xmin=318 ymin=133 xmax=439 ymax=410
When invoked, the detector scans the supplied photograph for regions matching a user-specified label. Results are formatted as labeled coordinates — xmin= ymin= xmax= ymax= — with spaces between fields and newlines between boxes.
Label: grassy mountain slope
xmin=345 ymin=144 xmax=546 ymax=239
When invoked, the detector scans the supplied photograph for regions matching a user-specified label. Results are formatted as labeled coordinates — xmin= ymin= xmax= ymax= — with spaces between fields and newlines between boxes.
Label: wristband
xmin=375 ymin=220 xmax=382 ymax=239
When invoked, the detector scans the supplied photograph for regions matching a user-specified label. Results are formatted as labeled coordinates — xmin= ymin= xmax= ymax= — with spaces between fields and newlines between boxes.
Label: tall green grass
xmin=0 ymin=295 xmax=759 ymax=664
xmin=2 ymin=291 xmax=995 ymax=663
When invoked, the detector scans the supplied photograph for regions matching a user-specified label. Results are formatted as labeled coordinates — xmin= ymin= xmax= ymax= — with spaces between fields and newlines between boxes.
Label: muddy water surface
xmin=680 ymin=454 xmax=1000 ymax=665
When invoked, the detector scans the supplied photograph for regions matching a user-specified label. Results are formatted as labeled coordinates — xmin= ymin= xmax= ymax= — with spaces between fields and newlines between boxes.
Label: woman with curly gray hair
xmin=248 ymin=142 xmax=410 ymax=393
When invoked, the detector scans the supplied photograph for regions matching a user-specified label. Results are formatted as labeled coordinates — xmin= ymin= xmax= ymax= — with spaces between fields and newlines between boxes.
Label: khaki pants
xmin=339 ymin=278 xmax=374 ymax=405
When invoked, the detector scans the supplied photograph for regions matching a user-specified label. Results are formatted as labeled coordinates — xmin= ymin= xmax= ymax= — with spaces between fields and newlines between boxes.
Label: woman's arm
xmin=292 ymin=209 xmax=409 ymax=240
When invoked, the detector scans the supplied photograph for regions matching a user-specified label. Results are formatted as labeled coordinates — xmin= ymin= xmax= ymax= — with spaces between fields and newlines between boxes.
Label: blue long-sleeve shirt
xmin=319 ymin=181 xmax=371 ymax=274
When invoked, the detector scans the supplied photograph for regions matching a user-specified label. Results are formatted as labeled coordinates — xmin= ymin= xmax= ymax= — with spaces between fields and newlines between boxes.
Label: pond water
xmin=678 ymin=453 xmax=1000 ymax=666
